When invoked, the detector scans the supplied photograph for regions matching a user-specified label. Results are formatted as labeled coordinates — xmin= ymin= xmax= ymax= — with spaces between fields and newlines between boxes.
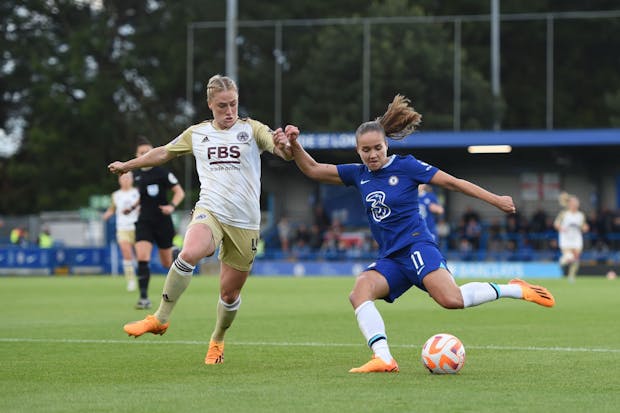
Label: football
xmin=421 ymin=333 xmax=466 ymax=374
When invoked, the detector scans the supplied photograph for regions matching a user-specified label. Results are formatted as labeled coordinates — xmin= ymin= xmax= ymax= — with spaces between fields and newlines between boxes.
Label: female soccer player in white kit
xmin=554 ymin=194 xmax=589 ymax=282
xmin=103 ymin=172 xmax=140 ymax=292
xmin=108 ymin=74 xmax=293 ymax=364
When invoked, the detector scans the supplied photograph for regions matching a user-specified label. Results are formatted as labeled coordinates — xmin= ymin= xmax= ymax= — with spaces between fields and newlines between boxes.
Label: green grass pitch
xmin=1 ymin=275 xmax=619 ymax=413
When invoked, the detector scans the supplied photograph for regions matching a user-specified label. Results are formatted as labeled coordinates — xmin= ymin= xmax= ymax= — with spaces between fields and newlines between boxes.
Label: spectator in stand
xmin=321 ymin=221 xmax=343 ymax=259
xmin=312 ymin=204 xmax=331 ymax=235
xmin=361 ymin=232 xmax=378 ymax=255
xmin=277 ymin=216 xmax=292 ymax=254
xmin=463 ymin=216 xmax=482 ymax=250
xmin=294 ymin=223 xmax=311 ymax=246
xmin=554 ymin=194 xmax=589 ymax=282
xmin=435 ymin=218 xmax=451 ymax=251
xmin=418 ymin=184 xmax=444 ymax=241
xmin=530 ymin=207 xmax=549 ymax=250
xmin=530 ymin=207 xmax=548 ymax=233
xmin=454 ymin=217 xmax=466 ymax=250
xmin=291 ymin=238 xmax=311 ymax=260
xmin=487 ymin=217 xmax=504 ymax=253
xmin=308 ymin=224 xmax=324 ymax=252
xmin=291 ymin=223 xmax=312 ymax=259
xmin=505 ymin=211 xmax=524 ymax=249
xmin=462 ymin=206 xmax=480 ymax=225
xmin=587 ymin=209 xmax=608 ymax=253
xmin=457 ymin=237 xmax=474 ymax=261
xmin=611 ymin=210 xmax=620 ymax=250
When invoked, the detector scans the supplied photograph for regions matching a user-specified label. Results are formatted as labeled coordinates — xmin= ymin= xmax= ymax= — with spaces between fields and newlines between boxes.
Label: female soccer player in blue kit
xmin=280 ymin=95 xmax=555 ymax=373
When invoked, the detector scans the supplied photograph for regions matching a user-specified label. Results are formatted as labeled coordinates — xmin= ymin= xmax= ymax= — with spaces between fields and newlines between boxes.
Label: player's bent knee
xmin=348 ymin=290 xmax=361 ymax=307
xmin=220 ymin=291 xmax=240 ymax=304
xmin=178 ymin=251 xmax=200 ymax=267
xmin=348 ymin=280 xmax=375 ymax=308
xmin=434 ymin=294 xmax=464 ymax=309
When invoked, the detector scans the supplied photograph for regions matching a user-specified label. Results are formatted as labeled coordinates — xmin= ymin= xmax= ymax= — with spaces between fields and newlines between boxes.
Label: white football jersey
xmin=112 ymin=188 xmax=140 ymax=231
xmin=165 ymin=118 xmax=275 ymax=230
xmin=556 ymin=210 xmax=586 ymax=250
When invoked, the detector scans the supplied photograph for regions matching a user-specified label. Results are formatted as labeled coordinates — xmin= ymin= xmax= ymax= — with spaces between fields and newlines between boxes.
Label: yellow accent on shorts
xmin=189 ymin=207 xmax=259 ymax=272
xmin=116 ymin=229 xmax=135 ymax=244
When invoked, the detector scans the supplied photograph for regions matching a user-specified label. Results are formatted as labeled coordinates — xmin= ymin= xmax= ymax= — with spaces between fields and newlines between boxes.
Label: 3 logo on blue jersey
xmin=365 ymin=191 xmax=391 ymax=222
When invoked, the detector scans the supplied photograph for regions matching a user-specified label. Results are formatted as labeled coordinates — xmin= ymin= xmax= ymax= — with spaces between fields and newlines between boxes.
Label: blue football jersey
xmin=337 ymin=154 xmax=439 ymax=257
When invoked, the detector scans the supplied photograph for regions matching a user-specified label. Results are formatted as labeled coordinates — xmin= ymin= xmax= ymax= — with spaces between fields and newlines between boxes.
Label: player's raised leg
xmin=123 ymin=256 xmax=194 ymax=337
xmin=123 ymin=223 xmax=212 ymax=338
xmin=423 ymin=268 xmax=555 ymax=309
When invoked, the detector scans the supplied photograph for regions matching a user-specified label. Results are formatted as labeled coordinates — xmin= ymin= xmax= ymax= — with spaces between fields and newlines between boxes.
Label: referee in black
xmin=131 ymin=136 xmax=185 ymax=309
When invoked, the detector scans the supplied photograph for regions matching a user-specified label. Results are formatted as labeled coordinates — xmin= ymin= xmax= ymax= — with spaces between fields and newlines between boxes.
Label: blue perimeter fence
xmin=0 ymin=244 xmax=564 ymax=278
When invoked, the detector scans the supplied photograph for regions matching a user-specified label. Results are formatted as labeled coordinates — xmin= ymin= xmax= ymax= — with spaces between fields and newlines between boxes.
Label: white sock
xmin=153 ymin=256 xmax=194 ymax=323
xmin=497 ymin=283 xmax=523 ymax=299
xmin=460 ymin=282 xmax=499 ymax=307
xmin=460 ymin=282 xmax=523 ymax=307
xmin=122 ymin=260 xmax=135 ymax=281
xmin=354 ymin=300 xmax=393 ymax=363
xmin=211 ymin=296 xmax=241 ymax=342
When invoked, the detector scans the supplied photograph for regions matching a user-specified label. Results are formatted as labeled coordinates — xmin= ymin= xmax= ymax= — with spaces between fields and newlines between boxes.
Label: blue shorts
xmin=364 ymin=241 xmax=448 ymax=303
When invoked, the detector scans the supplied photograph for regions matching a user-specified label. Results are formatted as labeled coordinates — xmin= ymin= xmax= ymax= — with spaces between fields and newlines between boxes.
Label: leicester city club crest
xmin=237 ymin=131 xmax=250 ymax=142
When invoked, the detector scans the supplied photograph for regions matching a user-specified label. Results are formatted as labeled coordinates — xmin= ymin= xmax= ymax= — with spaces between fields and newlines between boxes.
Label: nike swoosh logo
xmin=416 ymin=265 xmax=426 ymax=276
xmin=360 ymin=179 xmax=370 ymax=184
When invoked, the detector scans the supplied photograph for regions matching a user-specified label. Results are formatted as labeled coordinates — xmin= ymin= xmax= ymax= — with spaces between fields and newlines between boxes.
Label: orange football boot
xmin=123 ymin=315 xmax=169 ymax=337
xmin=349 ymin=355 xmax=399 ymax=373
xmin=509 ymin=278 xmax=555 ymax=307
xmin=205 ymin=339 xmax=225 ymax=364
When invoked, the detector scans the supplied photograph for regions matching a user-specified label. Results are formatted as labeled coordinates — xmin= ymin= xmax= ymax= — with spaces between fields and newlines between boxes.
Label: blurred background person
xmin=277 ymin=216 xmax=292 ymax=255
xmin=554 ymin=194 xmax=589 ymax=282
xmin=103 ymin=172 xmax=140 ymax=292
xmin=418 ymin=184 xmax=444 ymax=241
xmin=37 ymin=226 xmax=54 ymax=249
xmin=10 ymin=226 xmax=28 ymax=247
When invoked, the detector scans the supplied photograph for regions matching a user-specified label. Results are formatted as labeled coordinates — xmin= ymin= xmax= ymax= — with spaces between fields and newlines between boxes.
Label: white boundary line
xmin=0 ymin=337 xmax=618 ymax=353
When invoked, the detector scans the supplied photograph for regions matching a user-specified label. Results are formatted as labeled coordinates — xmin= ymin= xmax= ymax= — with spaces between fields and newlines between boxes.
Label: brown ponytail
xmin=377 ymin=94 xmax=422 ymax=140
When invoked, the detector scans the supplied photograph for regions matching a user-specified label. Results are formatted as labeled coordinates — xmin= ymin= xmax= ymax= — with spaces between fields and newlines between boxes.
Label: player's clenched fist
xmin=285 ymin=125 xmax=300 ymax=142
xmin=108 ymin=161 xmax=127 ymax=175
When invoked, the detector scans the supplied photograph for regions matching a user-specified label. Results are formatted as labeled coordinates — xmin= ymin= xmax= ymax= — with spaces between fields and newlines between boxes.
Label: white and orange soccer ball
xmin=421 ymin=333 xmax=466 ymax=374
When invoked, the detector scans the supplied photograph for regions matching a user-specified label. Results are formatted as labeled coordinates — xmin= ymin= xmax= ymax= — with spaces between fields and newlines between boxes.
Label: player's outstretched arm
xmin=108 ymin=146 xmax=176 ymax=176
xmin=285 ymin=125 xmax=342 ymax=185
xmin=430 ymin=170 xmax=516 ymax=214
